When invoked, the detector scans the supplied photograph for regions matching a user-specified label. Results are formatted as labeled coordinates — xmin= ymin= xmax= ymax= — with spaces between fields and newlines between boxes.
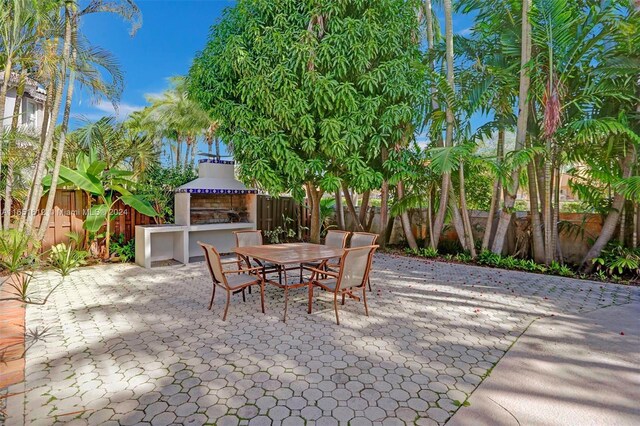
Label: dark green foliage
xmin=139 ymin=165 xmax=198 ymax=223
xmin=110 ymin=234 xmax=135 ymax=262
xmin=188 ymin=0 xmax=425 ymax=197
xmin=405 ymin=246 xmax=439 ymax=258
xmin=592 ymin=243 xmax=640 ymax=278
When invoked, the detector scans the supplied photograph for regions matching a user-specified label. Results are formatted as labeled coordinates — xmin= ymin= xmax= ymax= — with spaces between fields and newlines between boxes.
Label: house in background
xmin=2 ymin=73 xmax=47 ymax=131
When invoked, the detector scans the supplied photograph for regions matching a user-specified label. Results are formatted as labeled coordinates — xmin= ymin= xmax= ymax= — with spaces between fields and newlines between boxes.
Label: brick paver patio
xmin=5 ymin=254 xmax=639 ymax=425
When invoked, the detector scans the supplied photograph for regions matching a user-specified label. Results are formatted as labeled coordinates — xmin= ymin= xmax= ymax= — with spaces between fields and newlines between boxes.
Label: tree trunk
xmin=22 ymin=79 xmax=61 ymax=234
xmin=37 ymin=10 xmax=77 ymax=241
xmin=306 ymin=183 xmax=323 ymax=244
xmin=23 ymin=32 xmax=71 ymax=235
xmin=553 ymin=162 xmax=562 ymax=262
xmin=433 ymin=0 xmax=457 ymax=252
xmin=482 ymin=129 xmax=505 ymax=250
xmin=215 ymin=137 xmax=221 ymax=160
xmin=176 ymin=137 xmax=182 ymax=168
xmin=427 ymin=187 xmax=435 ymax=248
xmin=342 ymin=182 xmax=364 ymax=231
xmin=449 ymin=185 xmax=467 ymax=250
xmin=458 ymin=163 xmax=476 ymax=257
xmin=543 ymin=141 xmax=554 ymax=265
xmin=492 ymin=0 xmax=532 ymax=254
xmin=0 ymin=57 xmax=12 ymax=128
xmin=397 ymin=181 xmax=418 ymax=250
xmin=619 ymin=203 xmax=626 ymax=246
xmin=580 ymin=147 xmax=636 ymax=272
xmin=633 ymin=202 xmax=638 ymax=248
xmin=379 ymin=179 xmax=389 ymax=249
xmin=191 ymin=138 xmax=197 ymax=167
xmin=527 ymin=154 xmax=545 ymax=262
xmin=335 ymin=189 xmax=345 ymax=230
xmin=358 ymin=190 xmax=370 ymax=227
xmin=2 ymin=71 xmax=25 ymax=230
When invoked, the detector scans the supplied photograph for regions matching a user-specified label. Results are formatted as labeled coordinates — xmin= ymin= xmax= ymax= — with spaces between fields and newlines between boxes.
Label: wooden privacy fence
xmin=3 ymin=190 xmax=155 ymax=251
xmin=1 ymin=190 xmax=310 ymax=250
xmin=256 ymin=195 xmax=311 ymax=239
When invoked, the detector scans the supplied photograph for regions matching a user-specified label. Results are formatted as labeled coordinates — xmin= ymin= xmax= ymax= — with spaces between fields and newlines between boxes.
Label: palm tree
xmin=490 ymin=0 xmax=532 ymax=256
xmin=145 ymin=77 xmax=210 ymax=168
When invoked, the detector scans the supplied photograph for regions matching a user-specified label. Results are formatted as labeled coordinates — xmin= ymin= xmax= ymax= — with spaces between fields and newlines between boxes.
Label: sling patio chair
xmin=301 ymin=229 xmax=350 ymax=280
xmin=199 ymin=241 xmax=265 ymax=321
xmin=307 ymin=245 xmax=378 ymax=325
xmin=347 ymin=232 xmax=378 ymax=291
xmin=234 ymin=230 xmax=283 ymax=285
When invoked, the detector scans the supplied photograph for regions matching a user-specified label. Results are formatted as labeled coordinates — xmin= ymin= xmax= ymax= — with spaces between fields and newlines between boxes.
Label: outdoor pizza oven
xmin=135 ymin=159 xmax=257 ymax=268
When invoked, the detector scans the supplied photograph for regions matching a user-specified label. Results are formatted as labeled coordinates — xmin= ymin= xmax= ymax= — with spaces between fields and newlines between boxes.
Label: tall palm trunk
xmin=18 ymin=80 xmax=53 ymax=232
xmin=482 ymin=129 xmax=505 ymax=250
xmin=23 ymin=34 xmax=71 ymax=234
xmin=492 ymin=0 xmax=532 ymax=254
xmin=0 ymin=61 xmax=12 ymax=230
xmin=458 ymin=163 xmax=477 ymax=257
xmin=527 ymin=146 xmax=545 ymax=262
xmin=397 ymin=180 xmax=418 ymax=250
xmin=581 ymin=147 xmax=636 ymax=272
xmin=0 ymin=58 xmax=12 ymax=127
xmin=633 ymin=202 xmax=638 ymax=248
xmin=449 ymin=183 xmax=467 ymax=249
xmin=543 ymin=142 xmax=553 ymax=264
xmin=3 ymin=71 xmax=26 ymax=230
xmin=176 ymin=136 xmax=182 ymax=167
xmin=215 ymin=137 xmax=221 ymax=160
xmin=37 ymin=8 xmax=77 ymax=241
xmin=432 ymin=0 xmax=455 ymax=249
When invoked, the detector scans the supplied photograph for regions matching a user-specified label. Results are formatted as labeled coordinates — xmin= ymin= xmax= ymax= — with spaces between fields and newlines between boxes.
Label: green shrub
xmin=592 ymin=243 xmax=640 ymax=277
xmin=454 ymin=252 xmax=472 ymax=263
xmin=110 ymin=234 xmax=135 ymax=262
xmin=404 ymin=247 xmax=439 ymax=259
xmin=477 ymin=250 xmax=501 ymax=266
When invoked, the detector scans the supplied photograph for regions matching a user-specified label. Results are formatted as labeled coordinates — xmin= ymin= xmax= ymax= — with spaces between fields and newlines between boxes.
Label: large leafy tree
xmin=188 ymin=0 xmax=424 ymax=243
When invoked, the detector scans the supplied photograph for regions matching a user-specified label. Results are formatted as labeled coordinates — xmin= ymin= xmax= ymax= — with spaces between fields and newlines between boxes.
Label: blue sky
xmin=72 ymin=1 xmax=479 ymax=153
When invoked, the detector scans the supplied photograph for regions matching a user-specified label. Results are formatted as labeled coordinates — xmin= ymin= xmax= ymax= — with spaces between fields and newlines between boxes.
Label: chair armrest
xmin=306 ymin=267 xmax=339 ymax=278
xmin=223 ymin=266 xmax=263 ymax=275
xmin=221 ymin=259 xmax=242 ymax=265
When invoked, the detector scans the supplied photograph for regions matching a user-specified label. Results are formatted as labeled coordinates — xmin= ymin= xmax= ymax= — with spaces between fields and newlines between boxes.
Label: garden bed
xmin=386 ymin=247 xmax=640 ymax=286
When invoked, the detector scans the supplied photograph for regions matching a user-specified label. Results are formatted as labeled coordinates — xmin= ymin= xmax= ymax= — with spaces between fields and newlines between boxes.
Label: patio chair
xmin=198 ymin=241 xmax=265 ymax=321
xmin=307 ymin=245 xmax=378 ymax=325
xmin=301 ymin=230 xmax=350 ymax=279
xmin=234 ymin=230 xmax=283 ymax=284
xmin=349 ymin=232 xmax=378 ymax=291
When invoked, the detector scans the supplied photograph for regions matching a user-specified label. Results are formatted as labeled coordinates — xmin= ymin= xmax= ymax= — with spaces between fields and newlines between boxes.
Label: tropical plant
xmin=592 ymin=243 xmax=640 ymax=277
xmin=48 ymin=151 xmax=157 ymax=258
xmin=48 ymin=232 xmax=88 ymax=276
xmin=110 ymin=233 xmax=135 ymax=262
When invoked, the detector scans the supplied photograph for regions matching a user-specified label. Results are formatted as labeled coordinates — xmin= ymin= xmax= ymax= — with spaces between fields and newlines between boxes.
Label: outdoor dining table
xmin=233 ymin=242 xmax=344 ymax=322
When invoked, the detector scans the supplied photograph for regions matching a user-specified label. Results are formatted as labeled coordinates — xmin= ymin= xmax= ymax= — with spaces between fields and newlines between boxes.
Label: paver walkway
xmin=4 ymin=254 xmax=639 ymax=425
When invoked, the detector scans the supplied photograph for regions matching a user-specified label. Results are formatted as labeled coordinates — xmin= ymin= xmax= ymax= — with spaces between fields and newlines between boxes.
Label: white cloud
xmin=93 ymin=100 xmax=144 ymax=119
xmin=457 ymin=27 xmax=473 ymax=36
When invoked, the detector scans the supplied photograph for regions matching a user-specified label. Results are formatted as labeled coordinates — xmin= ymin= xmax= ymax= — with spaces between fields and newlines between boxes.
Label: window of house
xmin=23 ymin=99 xmax=37 ymax=127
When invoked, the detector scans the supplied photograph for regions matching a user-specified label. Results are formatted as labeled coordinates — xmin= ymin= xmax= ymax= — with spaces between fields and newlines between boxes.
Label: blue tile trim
xmin=175 ymin=188 xmax=258 ymax=194
xmin=198 ymin=159 xmax=235 ymax=165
